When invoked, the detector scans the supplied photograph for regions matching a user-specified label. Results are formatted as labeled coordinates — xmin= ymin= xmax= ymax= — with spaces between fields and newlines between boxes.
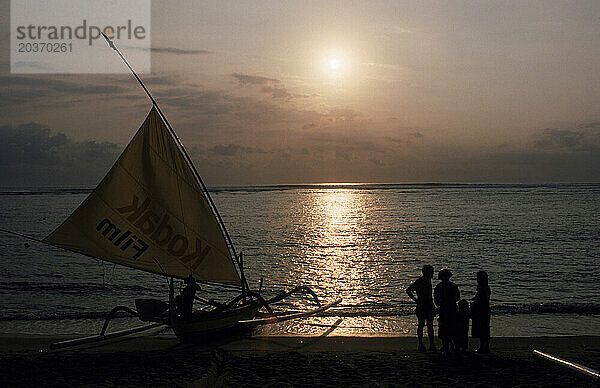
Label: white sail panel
xmin=44 ymin=107 xmax=241 ymax=285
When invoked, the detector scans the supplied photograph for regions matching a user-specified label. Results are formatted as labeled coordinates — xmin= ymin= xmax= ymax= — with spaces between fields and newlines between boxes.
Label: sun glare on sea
xmin=309 ymin=189 xmax=367 ymax=285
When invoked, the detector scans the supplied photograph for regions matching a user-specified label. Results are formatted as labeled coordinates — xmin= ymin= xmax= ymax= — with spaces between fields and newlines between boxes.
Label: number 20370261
xmin=18 ymin=42 xmax=73 ymax=52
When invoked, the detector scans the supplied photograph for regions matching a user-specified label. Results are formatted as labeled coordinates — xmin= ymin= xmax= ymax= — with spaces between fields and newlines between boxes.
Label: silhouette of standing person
xmin=181 ymin=274 xmax=201 ymax=319
xmin=434 ymin=269 xmax=460 ymax=353
xmin=471 ymin=270 xmax=491 ymax=353
xmin=406 ymin=265 xmax=437 ymax=351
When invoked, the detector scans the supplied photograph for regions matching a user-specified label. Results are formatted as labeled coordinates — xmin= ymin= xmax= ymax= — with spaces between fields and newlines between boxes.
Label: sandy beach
xmin=1 ymin=332 xmax=598 ymax=387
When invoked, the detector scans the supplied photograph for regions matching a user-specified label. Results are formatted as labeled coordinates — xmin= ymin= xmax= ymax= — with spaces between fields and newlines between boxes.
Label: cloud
xmin=209 ymin=144 xmax=265 ymax=157
xmin=0 ymin=123 xmax=67 ymax=166
xmin=325 ymin=108 xmax=360 ymax=122
xmin=231 ymin=73 xmax=278 ymax=85
xmin=3 ymin=116 xmax=600 ymax=186
xmin=365 ymin=62 xmax=406 ymax=72
xmin=583 ymin=122 xmax=600 ymax=130
xmin=367 ymin=158 xmax=384 ymax=166
xmin=158 ymin=85 xmax=323 ymax=133
xmin=141 ymin=75 xmax=178 ymax=85
xmin=335 ymin=149 xmax=350 ymax=161
xmin=534 ymin=129 xmax=583 ymax=149
xmin=309 ymin=133 xmax=392 ymax=157
xmin=385 ymin=136 xmax=410 ymax=145
xmin=362 ymin=62 xmax=413 ymax=84
xmin=12 ymin=61 xmax=53 ymax=71
xmin=260 ymin=85 xmax=293 ymax=100
xmin=0 ymin=75 xmax=131 ymax=108
xmin=382 ymin=25 xmax=415 ymax=35
xmin=150 ymin=47 xmax=212 ymax=55
xmin=533 ymin=123 xmax=600 ymax=152
xmin=0 ymin=123 xmax=119 ymax=165
xmin=0 ymin=76 xmax=125 ymax=94
xmin=230 ymin=73 xmax=311 ymax=101
xmin=384 ymin=132 xmax=425 ymax=146
xmin=0 ymin=123 xmax=119 ymax=186
xmin=129 ymin=46 xmax=212 ymax=55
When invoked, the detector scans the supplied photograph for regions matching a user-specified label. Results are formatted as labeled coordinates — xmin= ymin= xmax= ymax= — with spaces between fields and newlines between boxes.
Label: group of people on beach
xmin=406 ymin=265 xmax=490 ymax=354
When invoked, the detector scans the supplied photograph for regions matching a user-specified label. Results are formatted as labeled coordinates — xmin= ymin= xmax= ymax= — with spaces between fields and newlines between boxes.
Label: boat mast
xmin=100 ymin=33 xmax=248 ymax=292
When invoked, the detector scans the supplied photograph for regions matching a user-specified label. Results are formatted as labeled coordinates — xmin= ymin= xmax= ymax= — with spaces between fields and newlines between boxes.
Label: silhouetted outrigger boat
xmin=44 ymin=34 xmax=340 ymax=349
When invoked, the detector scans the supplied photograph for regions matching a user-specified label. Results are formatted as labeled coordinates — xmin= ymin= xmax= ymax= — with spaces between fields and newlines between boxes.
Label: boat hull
xmin=171 ymin=303 xmax=261 ymax=343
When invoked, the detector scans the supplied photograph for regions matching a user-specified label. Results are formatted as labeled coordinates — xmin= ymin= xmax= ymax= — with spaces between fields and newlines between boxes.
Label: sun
xmin=329 ymin=58 xmax=341 ymax=71
xmin=316 ymin=47 xmax=353 ymax=81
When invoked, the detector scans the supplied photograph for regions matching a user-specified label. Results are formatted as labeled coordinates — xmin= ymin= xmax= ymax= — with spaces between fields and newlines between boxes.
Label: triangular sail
xmin=44 ymin=107 xmax=241 ymax=285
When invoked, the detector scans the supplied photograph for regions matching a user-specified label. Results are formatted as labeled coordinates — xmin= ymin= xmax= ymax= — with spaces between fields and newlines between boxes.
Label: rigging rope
xmin=0 ymin=227 xmax=46 ymax=245
xmin=0 ymin=227 xmax=243 ymax=291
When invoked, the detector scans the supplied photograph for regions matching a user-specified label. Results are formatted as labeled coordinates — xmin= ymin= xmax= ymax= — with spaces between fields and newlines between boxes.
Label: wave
xmin=0 ymin=311 xmax=136 ymax=322
xmin=492 ymin=303 xmax=600 ymax=315
xmin=0 ymin=188 xmax=92 ymax=196
xmin=1 ymin=302 xmax=600 ymax=322
xmin=0 ymin=281 xmax=153 ymax=294
xmin=276 ymin=301 xmax=600 ymax=318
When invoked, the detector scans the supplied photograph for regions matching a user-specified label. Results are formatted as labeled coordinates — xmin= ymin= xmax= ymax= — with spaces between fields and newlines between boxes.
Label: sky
xmin=1 ymin=0 xmax=600 ymax=186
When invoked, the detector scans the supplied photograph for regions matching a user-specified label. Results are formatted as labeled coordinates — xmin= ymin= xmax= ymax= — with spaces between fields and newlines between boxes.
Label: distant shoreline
xmin=1 ymin=181 xmax=599 ymax=194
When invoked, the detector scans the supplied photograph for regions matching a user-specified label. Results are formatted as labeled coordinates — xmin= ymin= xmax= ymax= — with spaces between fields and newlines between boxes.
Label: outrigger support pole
xmin=50 ymin=323 xmax=164 ymax=350
xmin=267 ymin=285 xmax=322 ymax=307
xmin=50 ymin=306 xmax=164 ymax=350
xmin=100 ymin=306 xmax=139 ymax=336
xmin=100 ymin=33 xmax=249 ymax=291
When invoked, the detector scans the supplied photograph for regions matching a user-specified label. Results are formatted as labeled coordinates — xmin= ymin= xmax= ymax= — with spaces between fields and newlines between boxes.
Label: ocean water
xmin=1 ymin=184 xmax=599 ymax=337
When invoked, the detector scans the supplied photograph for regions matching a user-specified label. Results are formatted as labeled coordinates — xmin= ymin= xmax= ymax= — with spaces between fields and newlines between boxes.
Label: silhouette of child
xmin=455 ymin=299 xmax=469 ymax=351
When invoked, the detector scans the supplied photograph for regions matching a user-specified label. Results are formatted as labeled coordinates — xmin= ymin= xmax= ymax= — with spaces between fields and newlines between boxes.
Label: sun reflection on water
xmin=304 ymin=189 xmax=367 ymax=283
xmin=241 ymin=186 xmax=418 ymax=336
xmin=290 ymin=189 xmax=398 ymax=335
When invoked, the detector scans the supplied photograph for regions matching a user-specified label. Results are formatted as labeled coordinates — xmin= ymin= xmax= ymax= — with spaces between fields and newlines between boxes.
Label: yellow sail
xmin=44 ymin=107 xmax=241 ymax=285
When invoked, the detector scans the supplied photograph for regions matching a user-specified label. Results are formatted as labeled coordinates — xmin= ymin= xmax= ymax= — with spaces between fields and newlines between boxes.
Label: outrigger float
xmin=39 ymin=33 xmax=341 ymax=349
